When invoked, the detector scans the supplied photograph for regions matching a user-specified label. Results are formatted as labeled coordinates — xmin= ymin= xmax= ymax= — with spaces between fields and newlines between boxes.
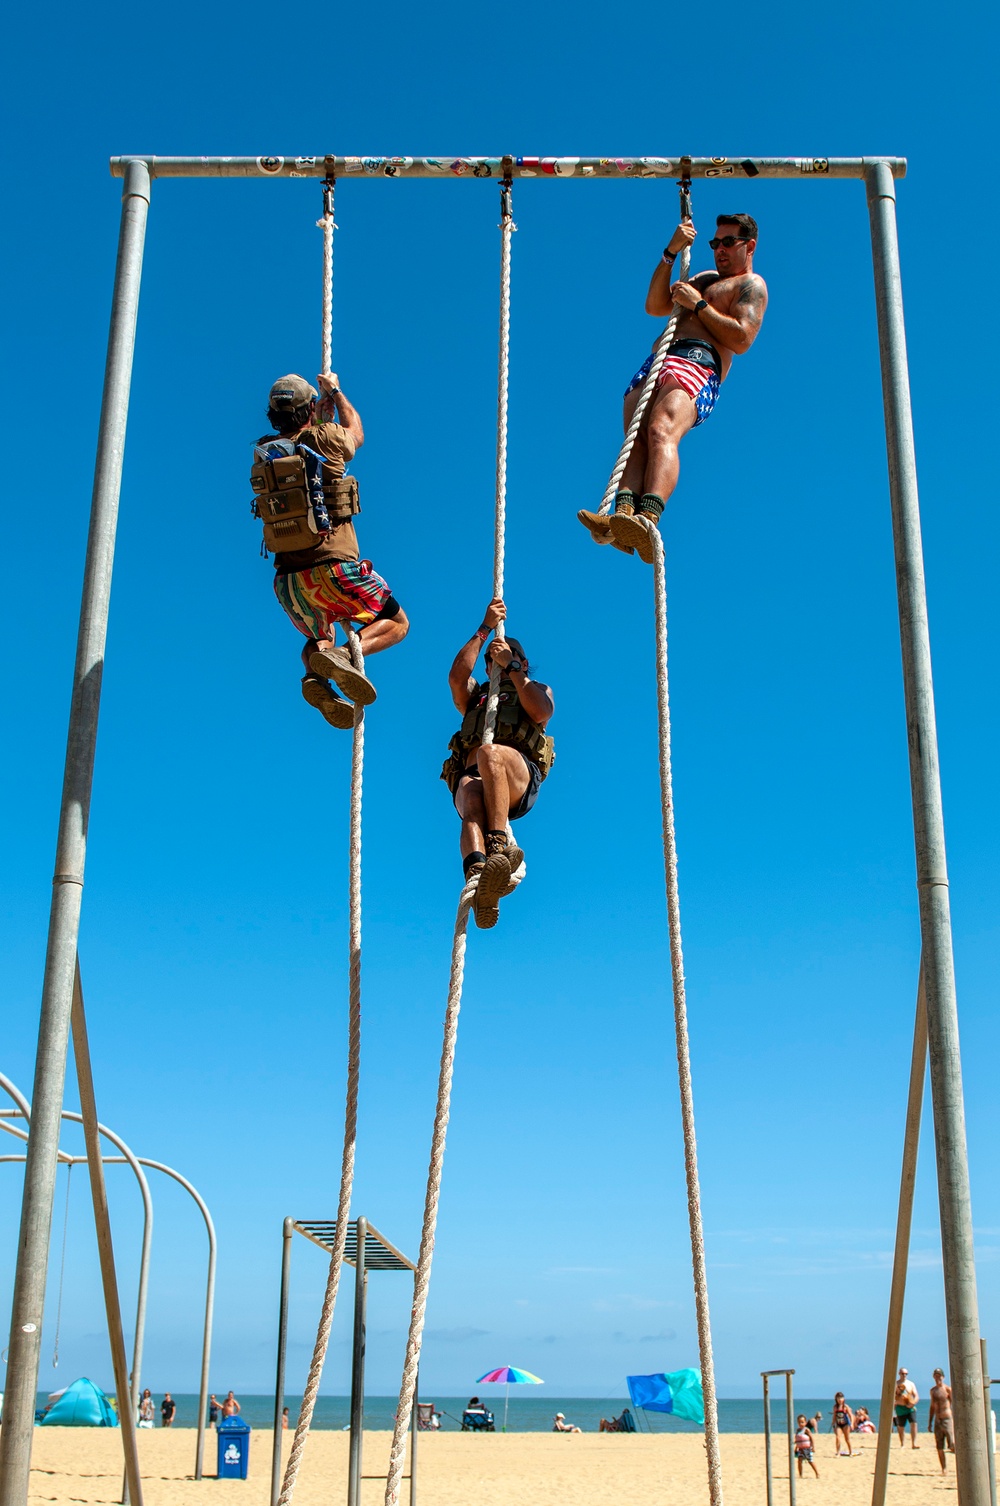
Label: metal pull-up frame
xmin=0 ymin=151 xmax=990 ymax=1506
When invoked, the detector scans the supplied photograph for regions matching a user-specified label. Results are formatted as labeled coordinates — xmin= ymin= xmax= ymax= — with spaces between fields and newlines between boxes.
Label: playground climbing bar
xmin=3 ymin=148 xmax=991 ymax=1506
xmin=108 ymin=154 xmax=906 ymax=181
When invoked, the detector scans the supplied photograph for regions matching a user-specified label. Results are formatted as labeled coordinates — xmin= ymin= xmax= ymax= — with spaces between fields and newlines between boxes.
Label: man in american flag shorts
xmin=579 ymin=212 xmax=768 ymax=563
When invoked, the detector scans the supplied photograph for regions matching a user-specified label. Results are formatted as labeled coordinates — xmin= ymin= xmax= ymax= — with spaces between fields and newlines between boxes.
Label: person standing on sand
xmin=160 ymin=1393 xmax=176 ymax=1427
xmin=832 ymin=1393 xmax=854 ymax=1456
xmin=928 ymin=1368 xmax=955 ymax=1472
xmin=221 ymin=1390 xmax=241 ymax=1417
xmin=894 ymin=1368 xmax=920 ymax=1448
xmin=209 ymin=1394 xmax=219 ymax=1427
xmin=795 ymin=1415 xmax=820 ymax=1479
xmin=282 ymin=1406 xmax=290 ymax=1430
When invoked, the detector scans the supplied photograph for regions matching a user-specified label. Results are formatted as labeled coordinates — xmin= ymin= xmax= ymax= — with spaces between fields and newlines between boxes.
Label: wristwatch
xmin=507 ymin=659 xmax=524 ymax=674
xmin=694 ymin=299 xmax=708 ymax=314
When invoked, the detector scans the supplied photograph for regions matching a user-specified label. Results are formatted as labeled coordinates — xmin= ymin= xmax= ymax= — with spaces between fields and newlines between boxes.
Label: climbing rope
xmin=482 ymin=170 xmax=515 ymax=749
xmin=51 ymin=1161 xmax=72 ymax=1368
xmin=594 ymin=169 xmax=723 ymax=1506
xmin=596 ymin=176 xmax=693 ymax=519
xmin=650 ymin=520 xmax=723 ymax=1506
xmin=277 ymin=176 xmax=364 ymax=1506
xmin=382 ymin=169 xmax=517 ymax=1506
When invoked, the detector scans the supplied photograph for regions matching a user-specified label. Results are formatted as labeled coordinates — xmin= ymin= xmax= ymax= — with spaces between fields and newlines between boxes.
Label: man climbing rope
xmin=252 ymin=372 xmax=409 ymax=728
xmin=442 ymin=598 xmax=555 ymax=930
xmin=579 ymin=212 xmax=768 ymax=563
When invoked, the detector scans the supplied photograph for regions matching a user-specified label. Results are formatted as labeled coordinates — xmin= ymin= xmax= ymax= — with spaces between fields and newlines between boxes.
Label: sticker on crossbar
xmin=256 ymin=156 xmax=284 ymax=175
xmin=800 ymin=159 xmax=830 ymax=174
xmin=741 ymin=160 xmax=760 ymax=176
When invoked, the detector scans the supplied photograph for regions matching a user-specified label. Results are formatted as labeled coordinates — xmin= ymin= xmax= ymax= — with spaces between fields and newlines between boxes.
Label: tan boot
xmin=301 ymin=675 xmax=355 ymax=730
xmin=308 ymin=642 xmax=378 ymax=706
xmin=608 ymin=494 xmax=663 ymax=564
xmin=577 ymin=509 xmax=614 ymax=545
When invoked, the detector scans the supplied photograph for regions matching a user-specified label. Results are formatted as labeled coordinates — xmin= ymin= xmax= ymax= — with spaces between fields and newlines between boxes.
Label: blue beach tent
xmin=626 ymin=1369 xmax=705 ymax=1426
xmin=38 ymin=1377 xmax=119 ymax=1426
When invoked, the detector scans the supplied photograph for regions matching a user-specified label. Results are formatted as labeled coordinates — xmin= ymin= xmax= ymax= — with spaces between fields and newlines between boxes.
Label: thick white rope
xmin=650 ymin=525 xmax=723 ymax=1506
xmin=383 ymin=882 xmax=475 ymax=1506
xmin=596 ymin=238 xmax=691 ymax=519
xmin=277 ymin=178 xmax=362 ymax=1506
xmin=482 ymin=178 xmax=515 ymax=749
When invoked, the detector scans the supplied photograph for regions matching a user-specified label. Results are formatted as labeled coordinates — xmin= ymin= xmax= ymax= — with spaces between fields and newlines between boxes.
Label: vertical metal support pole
xmin=347 ymin=1218 xmax=368 ymax=1506
xmin=983 ymin=1342 xmax=997 ymax=1506
xmin=70 ymin=967 xmax=144 ymax=1506
xmin=409 ymin=1366 xmax=418 ymax=1506
xmin=192 ymin=1198 xmax=216 ymax=1482
xmin=786 ymin=1372 xmax=796 ymax=1506
xmin=271 ymin=1219 xmax=294 ymax=1506
xmin=865 ymin=156 xmax=990 ymax=1506
xmin=0 ymin=157 xmax=150 ymax=1506
xmin=872 ymin=969 xmax=927 ymax=1506
xmin=762 ymin=1374 xmax=773 ymax=1506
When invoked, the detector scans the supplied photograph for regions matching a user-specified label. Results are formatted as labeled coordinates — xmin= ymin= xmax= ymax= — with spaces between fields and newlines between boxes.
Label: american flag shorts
xmin=625 ymin=351 xmax=721 ymax=427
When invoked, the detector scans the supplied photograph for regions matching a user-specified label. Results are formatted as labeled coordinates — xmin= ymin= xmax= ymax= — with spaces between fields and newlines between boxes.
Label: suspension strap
xmin=277 ymin=174 xmax=364 ymax=1506
xmin=596 ymin=169 xmax=693 ymax=517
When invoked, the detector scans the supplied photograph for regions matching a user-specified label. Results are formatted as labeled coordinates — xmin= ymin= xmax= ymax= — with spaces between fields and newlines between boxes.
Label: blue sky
xmin=3 ymin=0 xmax=999 ymax=1406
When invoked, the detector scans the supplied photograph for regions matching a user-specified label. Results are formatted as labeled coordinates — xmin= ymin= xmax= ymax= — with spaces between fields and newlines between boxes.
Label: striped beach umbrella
xmin=476 ymin=1366 xmax=544 ymax=1432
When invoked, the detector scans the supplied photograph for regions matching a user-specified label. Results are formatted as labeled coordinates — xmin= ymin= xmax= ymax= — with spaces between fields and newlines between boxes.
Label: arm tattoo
xmin=736 ymin=278 xmax=758 ymax=306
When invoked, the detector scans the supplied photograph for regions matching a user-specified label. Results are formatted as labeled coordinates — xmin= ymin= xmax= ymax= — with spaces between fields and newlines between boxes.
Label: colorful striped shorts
xmin=273 ymin=558 xmax=395 ymax=640
xmin=625 ymin=352 xmax=721 ymax=426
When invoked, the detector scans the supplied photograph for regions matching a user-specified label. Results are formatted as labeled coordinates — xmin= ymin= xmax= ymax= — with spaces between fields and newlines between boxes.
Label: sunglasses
xmin=709 ymin=234 xmax=751 ymax=250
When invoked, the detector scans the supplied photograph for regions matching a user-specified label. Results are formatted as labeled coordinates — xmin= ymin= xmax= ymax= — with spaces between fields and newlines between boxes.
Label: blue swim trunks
xmin=625 ymin=343 xmax=721 ymax=427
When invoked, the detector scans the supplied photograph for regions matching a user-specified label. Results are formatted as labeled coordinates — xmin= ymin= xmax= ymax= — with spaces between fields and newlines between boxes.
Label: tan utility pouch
xmin=251 ymin=454 xmax=318 ymax=553
xmin=323 ymin=473 xmax=361 ymax=523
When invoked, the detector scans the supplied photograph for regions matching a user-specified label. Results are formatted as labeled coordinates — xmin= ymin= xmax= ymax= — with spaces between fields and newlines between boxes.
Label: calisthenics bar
xmin=108 ymin=153 xmax=906 ymax=181
xmin=1 ymin=148 xmax=989 ymax=1506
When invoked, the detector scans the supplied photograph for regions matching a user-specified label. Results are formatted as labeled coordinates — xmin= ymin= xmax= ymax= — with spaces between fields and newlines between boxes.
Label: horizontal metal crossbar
xmin=293 ymin=1218 xmax=415 ymax=1272
xmin=110 ymin=154 xmax=906 ymax=182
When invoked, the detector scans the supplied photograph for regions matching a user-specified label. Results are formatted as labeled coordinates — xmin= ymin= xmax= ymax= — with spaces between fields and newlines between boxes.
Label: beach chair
xmin=602 ymin=1408 xmax=636 ymax=1433
xmin=416 ymin=1402 xmax=442 ymax=1431
xmin=461 ymin=1407 xmax=495 ymax=1431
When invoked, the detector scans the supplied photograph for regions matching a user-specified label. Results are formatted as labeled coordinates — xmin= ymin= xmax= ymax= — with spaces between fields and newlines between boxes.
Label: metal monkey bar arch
xmin=0 ymin=149 xmax=990 ymax=1506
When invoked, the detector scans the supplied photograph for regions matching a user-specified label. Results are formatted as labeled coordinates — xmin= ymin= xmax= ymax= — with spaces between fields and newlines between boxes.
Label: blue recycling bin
xmin=217 ymin=1416 xmax=251 ymax=1480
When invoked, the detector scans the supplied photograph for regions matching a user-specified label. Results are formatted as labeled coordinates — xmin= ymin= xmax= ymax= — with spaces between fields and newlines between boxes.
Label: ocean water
xmin=103 ymin=1394 xmax=889 ymax=1434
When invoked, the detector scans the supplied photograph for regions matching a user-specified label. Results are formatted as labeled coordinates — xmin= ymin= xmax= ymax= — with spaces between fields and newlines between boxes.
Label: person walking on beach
xmin=138 ymin=1389 xmax=154 ymax=1427
xmin=832 ymin=1393 xmax=854 ymax=1456
xmin=928 ymin=1369 xmax=955 ymax=1472
xmin=221 ymin=1390 xmax=241 ymax=1418
xmin=160 ymin=1393 xmax=176 ymax=1427
xmin=209 ymin=1394 xmax=219 ymax=1427
xmin=443 ymin=597 xmax=554 ymax=929
xmin=795 ymin=1415 xmax=820 ymax=1479
xmin=894 ymin=1368 xmax=920 ymax=1448
xmin=253 ymin=372 xmax=409 ymax=729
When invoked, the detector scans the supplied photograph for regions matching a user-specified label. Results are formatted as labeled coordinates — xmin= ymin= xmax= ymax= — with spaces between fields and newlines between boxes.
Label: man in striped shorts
xmin=579 ymin=213 xmax=768 ymax=563
xmin=260 ymin=372 xmax=408 ymax=729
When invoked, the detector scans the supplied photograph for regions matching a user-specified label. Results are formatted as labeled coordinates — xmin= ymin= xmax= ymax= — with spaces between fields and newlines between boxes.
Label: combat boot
xmin=608 ymin=493 xmax=664 ymax=564
xmin=309 ymin=643 xmax=378 ymax=706
xmin=301 ymin=675 xmax=355 ymax=730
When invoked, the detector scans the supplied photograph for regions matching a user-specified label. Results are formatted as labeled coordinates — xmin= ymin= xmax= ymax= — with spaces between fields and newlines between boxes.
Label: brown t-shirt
xmin=266 ymin=421 xmax=359 ymax=573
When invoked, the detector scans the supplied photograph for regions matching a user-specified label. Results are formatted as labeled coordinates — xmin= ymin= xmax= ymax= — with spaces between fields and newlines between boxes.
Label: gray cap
xmin=268 ymin=374 xmax=317 ymax=410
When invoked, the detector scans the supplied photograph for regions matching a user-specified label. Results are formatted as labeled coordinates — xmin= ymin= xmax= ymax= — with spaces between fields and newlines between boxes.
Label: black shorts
xmin=454 ymin=749 xmax=542 ymax=821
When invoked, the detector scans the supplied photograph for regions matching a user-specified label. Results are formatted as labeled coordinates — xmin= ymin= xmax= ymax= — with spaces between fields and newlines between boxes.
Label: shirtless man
xmin=893 ymin=1368 xmax=920 ymax=1448
xmin=927 ymin=1368 xmax=955 ymax=1472
xmin=579 ymin=213 xmax=767 ymax=563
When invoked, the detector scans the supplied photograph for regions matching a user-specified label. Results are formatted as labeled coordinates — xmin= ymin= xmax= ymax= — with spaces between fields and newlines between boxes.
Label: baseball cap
xmin=268 ymin=374 xmax=317 ymax=410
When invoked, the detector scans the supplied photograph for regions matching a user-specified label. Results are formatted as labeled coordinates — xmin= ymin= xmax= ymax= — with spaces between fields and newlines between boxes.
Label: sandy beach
xmin=24 ymin=1427 xmax=957 ymax=1506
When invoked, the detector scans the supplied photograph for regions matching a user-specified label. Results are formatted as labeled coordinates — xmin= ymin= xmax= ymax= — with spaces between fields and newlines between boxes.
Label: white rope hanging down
xmin=383 ymin=881 xmax=476 ymax=1506
xmin=277 ymin=179 xmax=363 ymax=1506
xmin=482 ymin=176 xmax=515 ymax=749
xmin=650 ymin=527 xmax=723 ymax=1506
xmin=596 ymin=238 xmax=692 ymax=518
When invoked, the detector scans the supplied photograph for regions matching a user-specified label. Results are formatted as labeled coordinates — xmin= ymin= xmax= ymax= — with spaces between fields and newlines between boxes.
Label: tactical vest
xmin=440 ymin=676 xmax=556 ymax=793
xmin=250 ymin=436 xmax=361 ymax=555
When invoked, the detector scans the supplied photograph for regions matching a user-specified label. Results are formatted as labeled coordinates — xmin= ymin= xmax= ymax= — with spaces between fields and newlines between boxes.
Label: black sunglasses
xmin=708 ymin=234 xmax=751 ymax=250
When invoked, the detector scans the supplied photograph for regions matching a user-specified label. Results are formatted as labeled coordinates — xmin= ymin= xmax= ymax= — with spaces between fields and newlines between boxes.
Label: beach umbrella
xmin=477 ymin=1366 xmax=544 ymax=1432
xmin=626 ymin=1369 xmax=705 ymax=1426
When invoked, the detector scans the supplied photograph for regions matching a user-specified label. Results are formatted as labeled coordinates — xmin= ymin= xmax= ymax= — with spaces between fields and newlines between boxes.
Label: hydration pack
xmin=440 ymin=675 xmax=556 ymax=793
xmin=250 ymin=437 xmax=360 ymax=555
